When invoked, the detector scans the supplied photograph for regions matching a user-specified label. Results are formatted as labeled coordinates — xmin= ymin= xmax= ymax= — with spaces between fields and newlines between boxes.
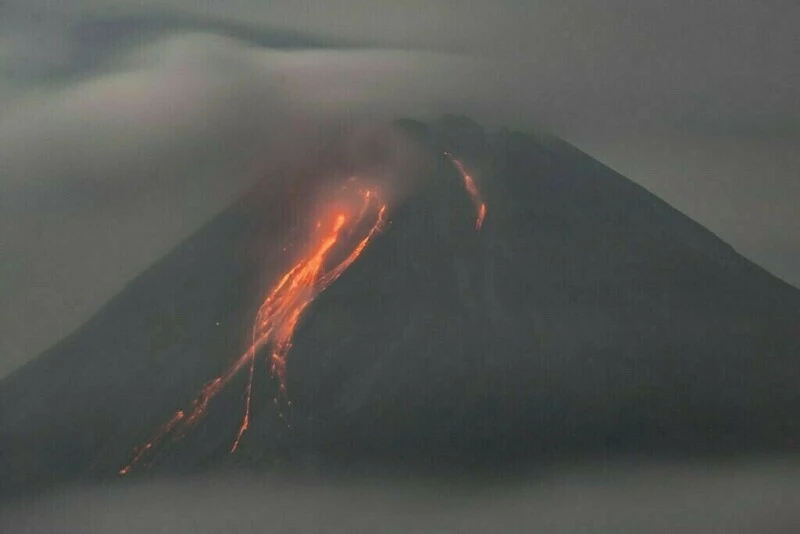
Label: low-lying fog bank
xmin=3 ymin=458 xmax=799 ymax=533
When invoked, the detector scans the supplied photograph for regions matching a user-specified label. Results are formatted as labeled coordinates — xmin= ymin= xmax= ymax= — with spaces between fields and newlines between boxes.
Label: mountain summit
xmin=2 ymin=116 xmax=798 ymax=495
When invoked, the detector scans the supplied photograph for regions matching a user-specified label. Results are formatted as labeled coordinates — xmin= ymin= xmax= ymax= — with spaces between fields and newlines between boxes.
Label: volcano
xmin=1 ymin=116 xmax=798 ymax=496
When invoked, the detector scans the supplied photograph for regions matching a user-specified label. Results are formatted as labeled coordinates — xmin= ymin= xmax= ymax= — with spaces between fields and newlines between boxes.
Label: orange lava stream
xmin=120 ymin=181 xmax=387 ymax=475
xmin=118 ymin=410 xmax=185 ymax=476
xmin=445 ymin=152 xmax=487 ymax=230
xmin=119 ymin=154 xmax=484 ymax=476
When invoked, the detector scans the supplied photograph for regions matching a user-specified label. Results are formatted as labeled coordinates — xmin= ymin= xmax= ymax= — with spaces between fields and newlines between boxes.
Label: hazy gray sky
xmin=1 ymin=1 xmax=798 ymax=377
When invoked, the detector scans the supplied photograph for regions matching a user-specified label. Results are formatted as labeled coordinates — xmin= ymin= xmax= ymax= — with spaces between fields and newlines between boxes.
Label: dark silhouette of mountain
xmin=1 ymin=116 xmax=798 ymax=496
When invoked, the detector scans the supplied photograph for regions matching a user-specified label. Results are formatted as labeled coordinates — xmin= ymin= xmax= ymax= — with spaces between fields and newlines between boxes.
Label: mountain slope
xmin=2 ymin=116 xmax=798 ymax=495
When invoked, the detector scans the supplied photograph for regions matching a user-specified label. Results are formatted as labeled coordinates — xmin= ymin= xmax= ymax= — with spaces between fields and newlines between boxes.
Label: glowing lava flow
xmin=120 ymin=154 xmax=486 ymax=476
xmin=445 ymin=152 xmax=487 ymax=230
xmin=120 ymin=182 xmax=387 ymax=475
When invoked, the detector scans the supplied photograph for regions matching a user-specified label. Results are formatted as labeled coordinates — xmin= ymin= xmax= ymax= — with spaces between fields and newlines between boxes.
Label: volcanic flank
xmin=1 ymin=116 xmax=798 ymax=495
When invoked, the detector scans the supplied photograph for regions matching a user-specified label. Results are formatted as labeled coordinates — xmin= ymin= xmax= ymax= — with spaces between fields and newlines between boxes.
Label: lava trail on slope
xmin=445 ymin=151 xmax=487 ymax=230
xmin=120 ymin=179 xmax=387 ymax=474
xmin=120 ymin=153 xmax=484 ymax=475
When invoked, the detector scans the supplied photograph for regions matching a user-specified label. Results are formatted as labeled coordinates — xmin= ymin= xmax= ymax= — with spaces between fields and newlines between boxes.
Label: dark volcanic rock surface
xmin=2 ymin=116 xmax=798 ymax=495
